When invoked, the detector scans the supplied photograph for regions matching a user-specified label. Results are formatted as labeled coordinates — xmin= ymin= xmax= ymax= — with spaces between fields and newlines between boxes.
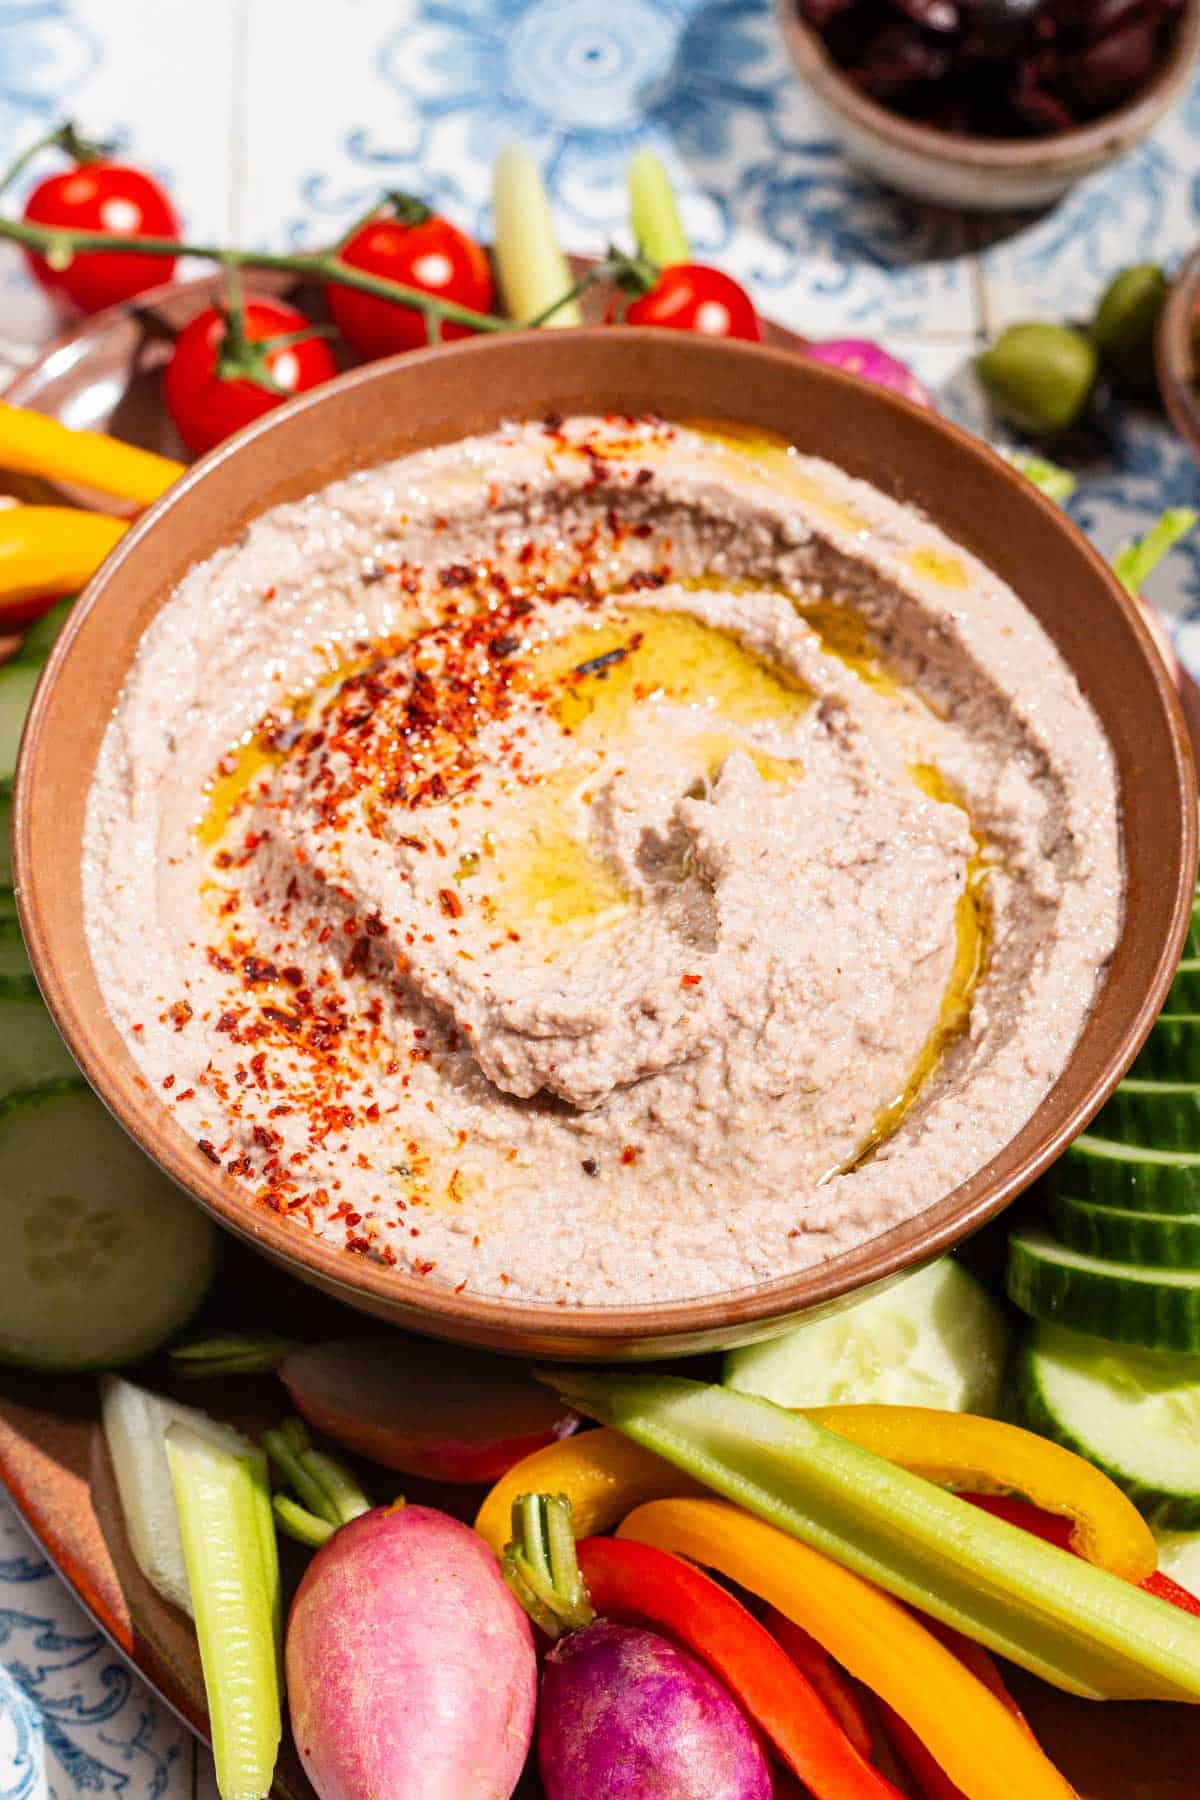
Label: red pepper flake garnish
xmin=620 ymin=1145 xmax=639 ymax=1166
xmin=168 ymin=999 xmax=193 ymax=1032
xmin=438 ymin=887 xmax=463 ymax=919
xmin=162 ymin=1074 xmax=176 ymax=1091
xmin=681 ymin=973 xmax=702 ymax=988
xmin=197 ymin=1139 xmax=221 ymax=1165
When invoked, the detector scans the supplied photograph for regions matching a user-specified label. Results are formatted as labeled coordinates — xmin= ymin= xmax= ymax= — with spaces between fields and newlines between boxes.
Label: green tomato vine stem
xmin=0 ymin=121 xmax=648 ymax=344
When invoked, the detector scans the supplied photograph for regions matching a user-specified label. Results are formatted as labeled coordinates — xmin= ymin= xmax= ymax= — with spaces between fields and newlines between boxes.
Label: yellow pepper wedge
xmin=0 ymin=507 xmax=127 ymax=607
xmin=476 ymin=1407 xmax=1154 ymax=1585
xmin=0 ymin=405 xmax=182 ymax=508
xmin=474 ymin=1425 xmax=698 ymax=1555
xmin=620 ymin=1497 xmax=1077 ymax=1800
xmin=805 ymin=1405 xmax=1157 ymax=1584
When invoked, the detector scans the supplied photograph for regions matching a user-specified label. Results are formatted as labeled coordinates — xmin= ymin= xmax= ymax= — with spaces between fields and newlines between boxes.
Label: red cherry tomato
xmin=0 ymin=593 xmax=66 ymax=631
xmin=22 ymin=160 xmax=180 ymax=314
xmin=163 ymin=298 xmax=338 ymax=458
xmin=327 ymin=205 xmax=494 ymax=359
xmin=611 ymin=263 xmax=762 ymax=342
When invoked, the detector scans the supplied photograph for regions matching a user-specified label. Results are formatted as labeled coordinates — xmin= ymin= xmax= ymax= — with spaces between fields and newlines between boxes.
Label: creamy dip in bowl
xmin=82 ymin=412 xmax=1124 ymax=1307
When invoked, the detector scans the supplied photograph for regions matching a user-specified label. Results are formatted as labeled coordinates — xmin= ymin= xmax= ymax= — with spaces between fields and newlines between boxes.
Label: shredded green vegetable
xmin=1113 ymin=509 xmax=1198 ymax=595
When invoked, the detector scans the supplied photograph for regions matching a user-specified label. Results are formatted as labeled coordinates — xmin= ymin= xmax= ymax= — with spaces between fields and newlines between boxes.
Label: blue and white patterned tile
xmin=981 ymin=72 xmax=1200 ymax=332
xmin=240 ymin=0 xmax=979 ymax=338
xmin=0 ymin=1496 xmax=194 ymax=1800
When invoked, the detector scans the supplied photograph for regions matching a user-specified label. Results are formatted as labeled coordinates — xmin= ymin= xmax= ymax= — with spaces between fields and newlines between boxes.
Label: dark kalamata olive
xmin=1067 ymin=17 xmax=1158 ymax=107
xmin=850 ymin=24 xmax=952 ymax=97
xmin=893 ymin=0 xmax=963 ymax=33
xmin=799 ymin=0 xmax=860 ymax=31
xmin=1010 ymin=73 xmax=1079 ymax=128
xmin=1078 ymin=0 xmax=1152 ymax=41
xmin=961 ymin=0 xmax=1043 ymax=60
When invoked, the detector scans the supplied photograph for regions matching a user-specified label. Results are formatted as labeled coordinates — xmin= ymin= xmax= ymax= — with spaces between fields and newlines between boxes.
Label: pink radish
xmin=804 ymin=338 xmax=934 ymax=409
xmin=279 ymin=1338 xmax=578 ymax=1484
xmin=286 ymin=1504 xmax=536 ymax=1800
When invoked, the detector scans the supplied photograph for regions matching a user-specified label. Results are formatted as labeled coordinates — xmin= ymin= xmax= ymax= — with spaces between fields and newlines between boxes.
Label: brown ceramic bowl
xmin=13 ymin=329 xmax=1197 ymax=1359
xmin=1158 ymin=243 xmax=1200 ymax=461
xmin=774 ymin=0 xmax=1200 ymax=211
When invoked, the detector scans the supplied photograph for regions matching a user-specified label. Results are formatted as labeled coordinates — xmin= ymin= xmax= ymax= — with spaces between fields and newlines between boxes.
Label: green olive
xmin=976 ymin=323 xmax=1098 ymax=437
xmin=1093 ymin=263 xmax=1167 ymax=396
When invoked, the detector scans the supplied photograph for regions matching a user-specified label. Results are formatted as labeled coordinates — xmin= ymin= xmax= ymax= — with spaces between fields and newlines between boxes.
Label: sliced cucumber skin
xmin=1044 ymin=1136 xmax=1200 ymax=1212
xmin=1132 ymin=1016 xmax=1200 ymax=1082
xmin=0 ymin=782 xmax=11 ymax=888
xmin=1048 ymin=1193 xmax=1200 ymax=1267
xmin=0 ymin=974 xmax=76 ymax=1098
xmin=0 ymin=1078 xmax=217 ymax=1371
xmin=1095 ymin=1082 xmax=1200 ymax=1152
xmin=1008 ymin=1229 xmax=1200 ymax=1352
xmin=1189 ymin=901 xmax=1200 ymax=960
xmin=1170 ymin=963 xmax=1200 ymax=1012
xmin=20 ymin=600 xmax=71 ymax=660
xmin=0 ymin=917 xmax=29 ymax=980
xmin=0 ymin=656 xmax=41 ymax=785
xmin=1013 ymin=1327 xmax=1200 ymax=1530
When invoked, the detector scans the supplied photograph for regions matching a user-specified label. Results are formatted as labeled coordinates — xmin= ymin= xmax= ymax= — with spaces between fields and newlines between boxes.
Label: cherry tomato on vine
xmin=327 ymin=199 xmax=495 ymax=359
xmin=22 ymin=160 xmax=180 ymax=314
xmin=164 ymin=297 xmax=338 ymax=457
xmin=610 ymin=263 xmax=762 ymax=342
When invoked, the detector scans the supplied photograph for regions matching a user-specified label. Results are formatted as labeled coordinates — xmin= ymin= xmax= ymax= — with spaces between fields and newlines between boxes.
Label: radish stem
xmin=165 ymin=1422 xmax=281 ymax=1799
xmin=171 ymin=1334 xmax=294 ymax=1377
xmin=628 ymin=150 xmax=689 ymax=267
xmin=273 ymin=1495 xmax=335 ymax=1548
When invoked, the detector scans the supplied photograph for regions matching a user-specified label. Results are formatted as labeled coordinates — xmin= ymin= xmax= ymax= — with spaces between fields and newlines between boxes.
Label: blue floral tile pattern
xmin=0 ymin=1499 xmax=190 ymax=1800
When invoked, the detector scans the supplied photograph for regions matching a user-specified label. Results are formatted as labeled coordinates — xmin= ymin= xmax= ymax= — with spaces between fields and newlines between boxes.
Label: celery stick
xmin=628 ymin=150 xmax=690 ymax=267
xmin=546 ymin=1370 xmax=1200 ymax=1703
xmin=165 ymin=1422 xmax=281 ymax=1799
xmin=492 ymin=145 xmax=581 ymax=328
xmin=1113 ymin=508 xmax=1198 ymax=595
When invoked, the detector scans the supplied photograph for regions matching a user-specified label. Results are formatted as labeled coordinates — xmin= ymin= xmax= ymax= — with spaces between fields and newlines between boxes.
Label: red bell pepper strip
xmin=575 ymin=1535 xmax=904 ymax=1800
xmin=965 ymin=1493 xmax=1200 ymax=1620
xmin=760 ymin=1605 xmax=876 ymax=1762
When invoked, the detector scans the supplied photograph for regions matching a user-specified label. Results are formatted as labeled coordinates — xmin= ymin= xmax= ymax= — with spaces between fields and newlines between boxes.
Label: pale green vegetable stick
xmin=492 ymin=145 xmax=581 ymax=327
xmin=628 ymin=149 xmax=690 ymax=267
xmin=165 ymin=1422 xmax=282 ymax=1799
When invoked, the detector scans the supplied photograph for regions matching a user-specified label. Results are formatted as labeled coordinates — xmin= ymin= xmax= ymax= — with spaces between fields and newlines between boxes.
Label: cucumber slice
xmin=1008 ymin=1226 xmax=1200 ymax=1351
xmin=0 ymin=913 xmax=28 ymax=979
xmin=1155 ymin=1530 xmax=1200 ymax=1598
xmin=0 ymin=1079 xmax=217 ymax=1370
xmin=1132 ymin=1015 xmax=1200 ymax=1082
xmin=0 ymin=655 xmax=42 ymax=784
xmin=1170 ymin=961 xmax=1200 ymax=1011
xmin=20 ymin=598 xmax=72 ymax=660
xmin=723 ymin=1256 xmax=1010 ymax=1414
xmin=1048 ymin=1193 xmax=1200 ymax=1266
xmin=1093 ymin=1080 xmax=1200 ymax=1152
xmin=1014 ymin=1321 xmax=1200 ymax=1529
xmin=0 ymin=780 xmax=10 ymax=887
xmin=1043 ymin=1134 xmax=1200 ymax=1212
xmin=1188 ymin=900 xmax=1200 ymax=960
xmin=0 ymin=973 xmax=77 ymax=1098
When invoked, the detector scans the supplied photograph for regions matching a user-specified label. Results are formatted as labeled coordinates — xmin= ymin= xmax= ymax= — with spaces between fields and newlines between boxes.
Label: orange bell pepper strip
xmin=474 ymin=1424 xmax=699 ymax=1554
xmin=0 ymin=507 xmax=126 ymax=609
xmin=574 ymin=1536 xmax=904 ymax=1800
xmin=0 ymin=404 xmax=182 ymax=506
xmin=618 ymin=1498 xmax=1077 ymax=1800
xmin=802 ymin=1405 xmax=1156 ymax=1584
xmin=760 ymin=1606 xmax=876 ymax=1761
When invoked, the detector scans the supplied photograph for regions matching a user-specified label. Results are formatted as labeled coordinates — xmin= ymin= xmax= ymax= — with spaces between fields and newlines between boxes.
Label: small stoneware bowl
xmin=1158 ymin=243 xmax=1200 ymax=462
xmin=14 ymin=330 xmax=1197 ymax=1359
xmin=773 ymin=0 xmax=1200 ymax=211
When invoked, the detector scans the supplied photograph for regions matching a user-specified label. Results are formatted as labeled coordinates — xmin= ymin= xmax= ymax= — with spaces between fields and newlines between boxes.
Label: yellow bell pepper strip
xmin=474 ymin=1424 xmax=699 ymax=1555
xmin=543 ymin=1368 xmax=1200 ymax=1700
xmin=0 ymin=507 xmax=126 ymax=610
xmin=805 ymin=1405 xmax=1156 ymax=1583
xmin=619 ymin=1497 xmax=1076 ymax=1800
xmin=0 ymin=404 xmax=182 ymax=506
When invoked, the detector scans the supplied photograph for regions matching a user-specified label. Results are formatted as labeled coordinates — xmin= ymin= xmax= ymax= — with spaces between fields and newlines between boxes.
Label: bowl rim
xmin=773 ymin=0 xmax=1200 ymax=172
xmin=13 ymin=327 xmax=1198 ymax=1351
xmin=1157 ymin=243 xmax=1200 ymax=460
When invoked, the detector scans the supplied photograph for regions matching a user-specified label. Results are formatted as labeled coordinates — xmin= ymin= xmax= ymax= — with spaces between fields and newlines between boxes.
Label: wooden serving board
xmin=2 ymin=271 xmax=1200 ymax=1795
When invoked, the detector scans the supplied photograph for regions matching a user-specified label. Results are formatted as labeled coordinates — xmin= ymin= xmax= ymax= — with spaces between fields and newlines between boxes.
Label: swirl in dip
xmin=83 ymin=416 xmax=1122 ymax=1304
